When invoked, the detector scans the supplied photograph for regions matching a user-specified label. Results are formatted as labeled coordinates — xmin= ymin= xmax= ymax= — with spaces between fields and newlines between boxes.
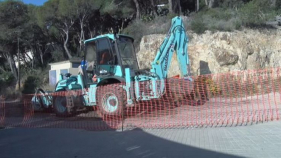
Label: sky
xmin=22 ymin=0 xmax=48 ymax=6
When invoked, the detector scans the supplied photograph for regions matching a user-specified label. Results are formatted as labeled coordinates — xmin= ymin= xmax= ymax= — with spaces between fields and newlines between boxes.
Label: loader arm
xmin=150 ymin=16 xmax=192 ymax=80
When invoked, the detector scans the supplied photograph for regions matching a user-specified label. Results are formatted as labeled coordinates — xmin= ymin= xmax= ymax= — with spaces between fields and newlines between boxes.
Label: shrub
xmin=190 ymin=8 xmax=242 ymax=33
xmin=51 ymin=49 xmax=65 ymax=62
xmin=123 ymin=14 xmax=191 ymax=51
xmin=122 ymin=15 xmax=175 ymax=51
xmin=277 ymin=1 xmax=281 ymax=11
xmin=190 ymin=19 xmax=207 ymax=34
xmin=239 ymin=0 xmax=277 ymax=27
xmin=22 ymin=76 xmax=41 ymax=94
xmin=206 ymin=8 xmax=233 ymax=20
xmin=218 ymin=0 xmax=244 ymax=9
xmin=0 ymin=72 xmax=15 ymax=86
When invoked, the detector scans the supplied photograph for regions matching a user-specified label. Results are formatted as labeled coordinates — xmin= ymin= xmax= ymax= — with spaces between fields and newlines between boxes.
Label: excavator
xmin=32 ymin=16 xmax=207 ymax=117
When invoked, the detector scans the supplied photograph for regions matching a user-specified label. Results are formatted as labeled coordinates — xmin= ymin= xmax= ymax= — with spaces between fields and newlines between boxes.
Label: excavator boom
xmin=151 ymin=16 xmax=192 ymax=80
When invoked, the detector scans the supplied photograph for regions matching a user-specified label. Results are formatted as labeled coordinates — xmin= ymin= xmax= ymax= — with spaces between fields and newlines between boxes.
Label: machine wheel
xmin=53 ymin=90 xmax=76 ymax=117
xmin=32 ymin=88 xmax=52 ymax=112
xmin=97 ymin=84 xmax=126 ymax=116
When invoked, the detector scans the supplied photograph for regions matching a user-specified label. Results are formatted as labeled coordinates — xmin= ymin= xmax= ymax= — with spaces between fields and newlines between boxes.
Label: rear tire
xmin=97 ymin=84 xmax=126 ymax=116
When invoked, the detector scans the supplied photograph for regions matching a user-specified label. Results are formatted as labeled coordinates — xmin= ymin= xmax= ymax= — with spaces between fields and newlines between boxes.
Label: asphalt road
xmin=1 ymin=120 xmax=281 ymax=158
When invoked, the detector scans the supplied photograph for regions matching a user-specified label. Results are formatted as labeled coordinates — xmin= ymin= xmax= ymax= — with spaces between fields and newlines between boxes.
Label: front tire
xmin=53 ymin=91 xmax=75 ymax=117
xmin=97 ymin=84 xmax=126 ymax=116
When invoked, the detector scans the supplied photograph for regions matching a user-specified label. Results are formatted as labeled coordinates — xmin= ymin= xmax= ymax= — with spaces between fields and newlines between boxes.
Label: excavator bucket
xmin=164 ymin=75 xmax=209 ymax=106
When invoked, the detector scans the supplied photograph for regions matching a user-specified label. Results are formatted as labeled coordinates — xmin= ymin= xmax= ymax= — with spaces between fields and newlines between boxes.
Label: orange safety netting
xmin=0 ymin=67 xmax=280 ymax=131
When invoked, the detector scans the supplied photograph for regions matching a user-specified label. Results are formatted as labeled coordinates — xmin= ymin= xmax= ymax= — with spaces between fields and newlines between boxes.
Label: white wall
xmin=69 ymin=68 xmax=79 ymax=76
xmin=50 ymin=62 xmax=72 ymax=70
xmin=49 ymin=61 xmax=80 ymax=85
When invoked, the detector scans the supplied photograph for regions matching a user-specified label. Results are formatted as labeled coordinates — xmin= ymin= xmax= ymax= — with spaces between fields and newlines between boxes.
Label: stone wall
xmin=137 ymin=29 xmax=281 ymax=77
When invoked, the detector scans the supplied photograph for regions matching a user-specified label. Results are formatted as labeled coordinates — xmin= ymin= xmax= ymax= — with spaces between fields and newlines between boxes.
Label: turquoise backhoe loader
xmin=32 ymin=16 xmax=207 ymax=117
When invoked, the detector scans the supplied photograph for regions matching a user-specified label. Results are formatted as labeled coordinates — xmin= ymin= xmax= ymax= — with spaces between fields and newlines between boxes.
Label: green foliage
xmin=21 ymin=68 xmax=49 ymax=94
xmin=0 ymin=0 xmax=28 ymax=48
xmin=277 ymin=0 xmax=281 ymax=10
xmin=0 ymin=71 xmax=15 ymax=85
xmin=239 ymin=0 xmax=277 ymax=26
xmin=191 ymin=19 xmax=207 ymax=34
xmin=51 ymin=49 xmax=65 ymax=62
xmin=190 ymin=8 xmax=243 ymax=33
xmin=0 ymin=71 xmax=15 ymax=95
xmin=141 ymin=14 xmax=154 ymax=22
xmin=22 ymin=76 xmax=40 ymax=94
xmin=205 ymin=8 xmax=233 ymax=20
xmin=122 ymin=16 xmax=178 ymax=50
xmin=122 ymin=20 xmax=147 ymax=50
xmin=217 ymin=0 xmax=245 ymax=9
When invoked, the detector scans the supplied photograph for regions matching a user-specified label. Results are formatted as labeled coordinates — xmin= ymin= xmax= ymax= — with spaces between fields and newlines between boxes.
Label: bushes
xmin=22 ymin=76 xmax=41 ymax=94
xmin=51 ymin=49 xmax=65 ymax=62
xmin=189 ymin=0 xmax=278 ymax=34
xmin=0 ymin=72 xmax=15 ymax=94
xmin=239 ymin=0 xmax=277 ymax=27
xmin=191 ymin=19 xmax=208 ymax=34
xmin=277 ymin=0 xmax=281 ymax=11
xmin=0 ymin=72 xmax=15 ymax=86
xmin=190 ymin=8 xmax=242 ymax=34
xmin=122 ymin=15 xmax=176 ymax=51
xmin=21 ymin=69 xmax=49 ymax=94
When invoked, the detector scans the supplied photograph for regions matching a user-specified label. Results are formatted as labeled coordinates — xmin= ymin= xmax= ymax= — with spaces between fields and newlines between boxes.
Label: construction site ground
xmin=1 ymin=90 xmax=281 ymax=158
xmin=0 ymin=120 xmax=281 ymax=158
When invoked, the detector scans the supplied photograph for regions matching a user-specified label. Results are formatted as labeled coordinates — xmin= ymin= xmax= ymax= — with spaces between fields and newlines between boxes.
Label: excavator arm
xmin=130 ymin=16 xmax=193 ymax=102
xmin=150 ymin=16 xmax=192 ymax=80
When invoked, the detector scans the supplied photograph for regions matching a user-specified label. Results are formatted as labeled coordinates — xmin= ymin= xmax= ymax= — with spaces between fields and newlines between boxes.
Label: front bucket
xmin=165 ymin=76 xmax=209 ymax=106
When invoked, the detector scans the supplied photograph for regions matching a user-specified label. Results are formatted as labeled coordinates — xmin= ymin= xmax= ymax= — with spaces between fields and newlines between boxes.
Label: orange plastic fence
xmin=1 ymin=67 xmax=281 ymax=131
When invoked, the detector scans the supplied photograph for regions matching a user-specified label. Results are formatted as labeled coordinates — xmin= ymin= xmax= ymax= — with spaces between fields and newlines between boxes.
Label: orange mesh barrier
xmin=1 ymin=67 xmax=281 ymax=131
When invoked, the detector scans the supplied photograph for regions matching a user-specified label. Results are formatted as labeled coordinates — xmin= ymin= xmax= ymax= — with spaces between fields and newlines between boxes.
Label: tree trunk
xmin=32 ymin=53 xmax=34 ymax=69
xmin=6 ymin=53 xmax=18 ymax=79
xmin=168 ymin=0 xmax=173 ymax=14
xmin=205 ymin=0 xmax=208 ymax=6
xmin=150 ymin=0 xmax=157 ymax=16
xmin=197 ymin=0 xmax=200 ymax=11
xmin=79 ymin=17 xmax=85 ymax=52
xmin=172 ymin=0 xmax=181 ymax=15
xmin=29 ymin=44 xmax=36 ymax=68
xmin=271 ymin=0 xmax=276 ymax=7
xmin=208 ymin=0 xmax=215 ymax=8
xmin=63 ymin=29 xmax=72 ymax=59
xmin=25 ymin=52 xmax=33 ymax=69
xmin=133 ymin=0 xmax=140 ymax=20
xmin=0 ymin=67 xmax=6 ymax=73
xmin=38 ymin=46 xmax=44 ymax=65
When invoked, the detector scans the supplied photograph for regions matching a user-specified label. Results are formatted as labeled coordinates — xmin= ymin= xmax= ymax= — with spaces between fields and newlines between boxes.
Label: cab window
xmin=85 ymin=41 xmax=96 ymax=71
xmin=97 ymin=38 xmax=114 ymax=65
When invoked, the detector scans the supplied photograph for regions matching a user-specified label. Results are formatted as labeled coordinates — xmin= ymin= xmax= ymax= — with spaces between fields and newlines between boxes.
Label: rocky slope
xmin=137 ymin=29 xmax=281 ymax=77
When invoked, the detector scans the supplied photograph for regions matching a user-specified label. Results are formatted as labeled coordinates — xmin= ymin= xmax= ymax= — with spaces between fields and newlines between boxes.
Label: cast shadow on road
xmin=0 ymin=127 xmax=244 ymax=158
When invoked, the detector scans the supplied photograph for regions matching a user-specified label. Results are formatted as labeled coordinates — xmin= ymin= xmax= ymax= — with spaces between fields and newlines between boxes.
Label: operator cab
xmin=83 ymin=34 xmax=139 ymax=86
